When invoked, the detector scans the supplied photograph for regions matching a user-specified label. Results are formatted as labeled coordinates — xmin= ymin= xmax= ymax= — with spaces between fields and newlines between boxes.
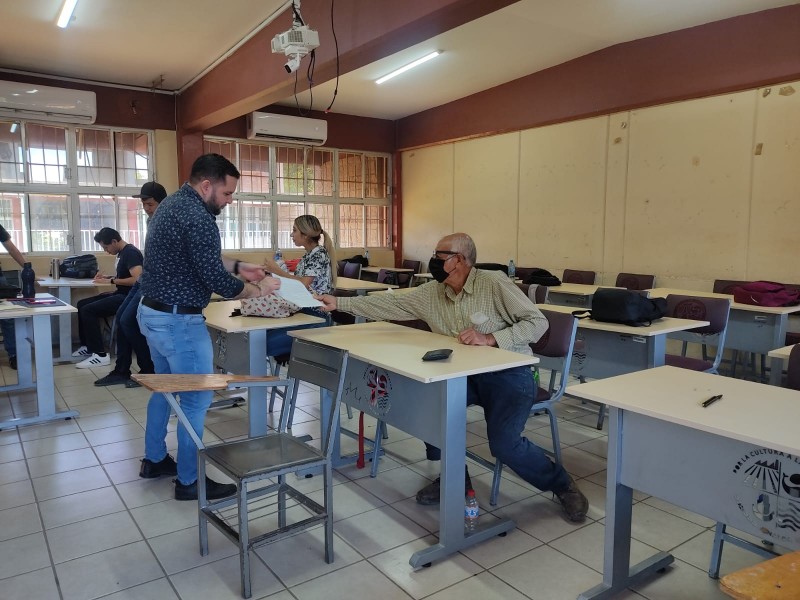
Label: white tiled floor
xmin=0 ymin=360 xmax=775 ymax=599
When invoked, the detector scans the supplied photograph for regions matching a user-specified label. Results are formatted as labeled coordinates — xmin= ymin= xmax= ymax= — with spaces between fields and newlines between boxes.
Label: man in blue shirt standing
xmin=137 ymin=154 xmax=281 ymax=501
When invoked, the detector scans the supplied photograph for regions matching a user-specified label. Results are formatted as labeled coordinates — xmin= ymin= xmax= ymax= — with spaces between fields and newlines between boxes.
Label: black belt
xmin=141 ymin=297 xmax=203 ymax=315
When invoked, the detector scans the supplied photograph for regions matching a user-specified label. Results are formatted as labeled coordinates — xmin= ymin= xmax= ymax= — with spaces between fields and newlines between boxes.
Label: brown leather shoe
xmin=415 ymin=468 xmax=473 ymax=505
xmin=555 ymin=479 xmax=589 ymax=522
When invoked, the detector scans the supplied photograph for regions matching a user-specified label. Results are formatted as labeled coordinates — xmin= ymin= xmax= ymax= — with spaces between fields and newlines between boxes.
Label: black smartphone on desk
xmin=422 ymin=349 xmax=453 ymax=361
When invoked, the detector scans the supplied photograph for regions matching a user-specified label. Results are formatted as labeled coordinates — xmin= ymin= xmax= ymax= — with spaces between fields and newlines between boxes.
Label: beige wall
xmin=402 ymin=79 xmax=800 ymax=290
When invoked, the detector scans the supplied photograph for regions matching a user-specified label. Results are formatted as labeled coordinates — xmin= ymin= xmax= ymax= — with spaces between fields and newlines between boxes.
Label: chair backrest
xmin=529 ymin=309 xmax=578 ymax=402
xmin=396 ymin=273 xmax=412 ymax=288
xmin=474 ymin=262 xmax=508 ymax=275
xmin=615 ymin=272 xmax=655 ymax=291
xmin=562 ymin=269 xmax=596 ymax=284
xmin=666 ymin=294 xmax=732 ymax=372
xmin=336 ymin=260 xmax=348 ymax=277
xmin=401 ymin=259 xmax=421 ymax=274
xmin=376 ymin=268 xmax=399 ymax=285
xmin=286 ymin=338 xmax=349 ymax=455
xmin=713 ymin=279 xmax=751 ymax=295
xmin=787 ymin=344 xmax=800 ymax=391
xmin=516 ymin=282 xmax=549 ymax=304
xmin=342 ymin=262 xmax=361 ymax=279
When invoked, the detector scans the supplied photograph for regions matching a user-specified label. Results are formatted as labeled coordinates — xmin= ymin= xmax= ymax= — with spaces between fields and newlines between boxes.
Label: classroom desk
xmin=290 ymin=321 xmax=537 ymax=568
xmin=767 ymin=344 xmax=794 ymax=386
xmin=570 ymin=366 xmax=800 ymax=600
xmin=647 ymin=288 xmax=800 ymax=359
xmin=413 ymin=273 xmax=433 ymax=284
xmin=546 ymin=284 xmax=623 ymax=308
xmin=0 ymin=294 xmax=79 ymax=430
xmin=334 ymin=276 xmax=398 ymax=295
xmin=202 ymin=300 xmax=325 ymax=437
xmin=542 ymin=304 xmax=708 ymax=379
xmin=360 ymin=266 xmax=415 ymax=276
xmin=36 ymin=277 xmax=113 ymax=362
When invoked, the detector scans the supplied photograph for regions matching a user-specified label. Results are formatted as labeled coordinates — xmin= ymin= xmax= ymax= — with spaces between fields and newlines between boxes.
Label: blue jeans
xmin=0 ymin=273 xmax=15 ymax=358
xmin=265 ymin=307 xmax=331 ymax=357
xmin=425 ymin=365 xmax=571 ymax=494
xmin=114 ymin=283 xmax=153 ymax=376
xmin=137 ymin=303 xmax=213 ymax=485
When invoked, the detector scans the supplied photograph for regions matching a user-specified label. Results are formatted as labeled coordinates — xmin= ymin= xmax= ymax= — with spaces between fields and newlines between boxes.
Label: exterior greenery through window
xmin=203 ymin=137 xmax=391 ymax=250
xmin=0 ymin=119 xmax=151 ymax=253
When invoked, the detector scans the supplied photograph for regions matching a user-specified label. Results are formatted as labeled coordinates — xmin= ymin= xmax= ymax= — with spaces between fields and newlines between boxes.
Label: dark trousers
xmin=113 ymin=282 xmax=153 ymax=376
xmin=77 ymin=292 xmax=126 ymax=354
xmin=424 ymin=365 xmax=571 ymax=494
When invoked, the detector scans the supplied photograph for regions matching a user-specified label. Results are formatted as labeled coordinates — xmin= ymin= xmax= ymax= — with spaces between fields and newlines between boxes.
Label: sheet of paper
xmin=274 ymin=276 xmax=323 ymax=308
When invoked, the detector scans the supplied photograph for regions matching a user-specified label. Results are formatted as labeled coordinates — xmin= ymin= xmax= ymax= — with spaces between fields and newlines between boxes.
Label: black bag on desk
xmin=59 ymin=254 xmax=98 ymax=278
xmin=573 ymin=288 xmax=667 ymax=327
xmin=0 ymin=284 xmax=20 ymax=299
xmin=522 ymin=268 xmax=561 ymax=287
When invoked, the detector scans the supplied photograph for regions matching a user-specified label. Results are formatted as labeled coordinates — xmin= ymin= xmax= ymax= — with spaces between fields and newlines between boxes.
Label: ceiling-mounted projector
xmin=272 ymin=26 xmax=319 ymax=72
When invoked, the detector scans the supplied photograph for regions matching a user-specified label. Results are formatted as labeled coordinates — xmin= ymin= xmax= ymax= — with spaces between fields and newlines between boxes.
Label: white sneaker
xmin=72 ymin=346 xmax=90 ymax=357
xmin=76 ymin=353 xmax=111 ymax=369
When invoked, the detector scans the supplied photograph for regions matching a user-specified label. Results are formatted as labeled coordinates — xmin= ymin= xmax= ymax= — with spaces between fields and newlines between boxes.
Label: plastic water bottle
xmin=465 ymin=489 xmax=480 ymax=532
xmin=21 ymin=262 xmax=36 ymax=298
xmin=364 ymin=249 xmax=370 ymax=265
xmin=274 ymin=248 xmax=286 ymax=270
xmin=508 ymin=259 xmax=516 ymax=280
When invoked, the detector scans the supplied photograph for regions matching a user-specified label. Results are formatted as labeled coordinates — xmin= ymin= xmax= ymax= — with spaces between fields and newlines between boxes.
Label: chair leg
xmin=198 ymin=455 xmax=210 ymax=556
xmin=324 ymin=462 xmax=334 ymax=563
xmin=708 ymin=522 xmax=725 ymax=579
xmin=238 ymin=481 xmax=252 ymax=599
xmin=278 ymin=474 xmax=287 ymax=529
xmin=596 ymin=403 xmax=606 ymax=430
xmin=548 ymin=408 xmax=563 ymax=464
xmin=681 ymin=341 xmax=688 ymax=357
xmin=730 ymin=350 xmax=739 ymax=378
xmin=369 ymin=421 xmax=384 ymax=478
xmin=489 ymin=461 xmax=503 ymax=506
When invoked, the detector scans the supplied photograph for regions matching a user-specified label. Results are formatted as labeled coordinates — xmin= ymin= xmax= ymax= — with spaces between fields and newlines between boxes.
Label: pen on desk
xmin=702 ymin=394 xmax=723 ymax=408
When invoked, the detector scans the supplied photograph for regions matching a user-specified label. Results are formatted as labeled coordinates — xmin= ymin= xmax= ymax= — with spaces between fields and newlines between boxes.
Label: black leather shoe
xmin=175 ymin=477 xmax=237 ymax=501
xmin=139 ymin=454 xmax=177 ymax=478
xmin=94 ymin=371 xmax=131 ymax=387
xmin=415 ymin=468 xmax=473 ymax=505
xmin=9 ymin=356 xmax=16 ymax=370
xmin=555 ymin=478 xmax=589 ymax=522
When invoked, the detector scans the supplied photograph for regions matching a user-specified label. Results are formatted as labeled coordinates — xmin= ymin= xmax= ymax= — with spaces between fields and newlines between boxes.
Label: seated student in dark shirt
xmin=73 ymin=227 xmax=143 ymax=369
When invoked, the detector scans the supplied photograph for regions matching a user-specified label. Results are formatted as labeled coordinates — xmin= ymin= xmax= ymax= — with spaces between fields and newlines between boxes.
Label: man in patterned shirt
xmin=137 ymin=153 xmax=281 ymax=502
xmin=317 ymin=233 xmax=588 ymax=522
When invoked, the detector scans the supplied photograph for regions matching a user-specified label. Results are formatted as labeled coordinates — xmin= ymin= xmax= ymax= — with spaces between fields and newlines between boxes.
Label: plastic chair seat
xmin=664 ymin=354 xmax=714 ymax=372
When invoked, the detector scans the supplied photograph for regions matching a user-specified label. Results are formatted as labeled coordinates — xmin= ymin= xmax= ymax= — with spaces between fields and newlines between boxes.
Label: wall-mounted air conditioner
xmin=246 ymin=111 xmax=327 ymax=145
xmin=0 ymin=80 xmax=97 ymax=124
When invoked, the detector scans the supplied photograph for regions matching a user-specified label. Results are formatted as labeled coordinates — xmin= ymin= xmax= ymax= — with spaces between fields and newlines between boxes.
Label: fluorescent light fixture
xmin=57 ymin=0 xmax=78 ymax=28
xmin=375 ymin=51 xmax=440 ymax=85
xmin=10 ymin=123 xmax=18 ymax=133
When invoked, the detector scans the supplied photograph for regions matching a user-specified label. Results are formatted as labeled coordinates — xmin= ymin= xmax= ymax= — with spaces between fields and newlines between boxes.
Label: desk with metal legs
xmin=542 ymin=304 xmax=708 ymax=379
xmin=290 ymin=322 xmax=537 ymax=568
xmin=767 ymin=344 xmax=793 ymax=386
xmin=35 ymin=277 xmax=113 ymax=363
xmin=0 ymin=294 xmax=79 ymax=429
xmin=202 ymin=300 xmax=324 ymax=437
xmin=647 ymin=288 xmax=800 ymax=359
xmin=571 ymin=367 xmax=800 ymax=600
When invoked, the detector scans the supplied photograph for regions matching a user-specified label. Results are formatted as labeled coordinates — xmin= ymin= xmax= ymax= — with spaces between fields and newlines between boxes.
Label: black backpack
xmin=523 ymin=268 xmax=561 ymax=287
xmin=573 ymin=288 xmax=667 ymax=327
xmin=346 ymin=254 xmax=369 ymax=267
xmin=59 ymin=254 xmax=99 ymax=278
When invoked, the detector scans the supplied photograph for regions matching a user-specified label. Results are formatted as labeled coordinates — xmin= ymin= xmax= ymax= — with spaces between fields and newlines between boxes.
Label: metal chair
xmin=341 ymin=262 xmax=361 ymax=279
xmin=562 ymin=269 xmax=596 ymax=284
xmin=376 ymin=268 xmax=398 ymax=285
xmin=401 ymin=259 xmax=421 ymax=274
xmin=336 ymin=260 xmax=348 ymax=277
xmin=133 ymin=339 xmax=349 ymax=599
xmin=615 ymin=272 xmax=655 ymax=291
xmin=466 ymin=309 xmax=578 ymax=505
xmin=664 ymin=294 xmax=731 ymax=374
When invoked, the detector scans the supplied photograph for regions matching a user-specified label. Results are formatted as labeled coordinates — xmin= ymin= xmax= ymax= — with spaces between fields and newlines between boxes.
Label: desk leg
xmin=247 ymin=330 xmax=269 ymax=437
xmin=0 ymin=315 xmax=79 ymax=430
xmin=409 ymin=378 xmax=514 ymax=568
xmin=52 ymin=287 xmax=75 ymax=363
xmin=579 ymin=407 xmax=673 ymax=599
xmin=646 ymin=335 xmax=666 ymax=368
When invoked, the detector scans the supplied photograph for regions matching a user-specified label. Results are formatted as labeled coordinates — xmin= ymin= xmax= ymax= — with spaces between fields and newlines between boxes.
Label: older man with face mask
xmin=316 ymin=232 xmax=588 ymax=522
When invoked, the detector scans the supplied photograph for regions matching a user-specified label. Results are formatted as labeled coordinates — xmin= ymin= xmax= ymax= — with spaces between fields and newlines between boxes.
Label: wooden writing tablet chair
xmin=133 ymin=339 xmax=349 ymax=599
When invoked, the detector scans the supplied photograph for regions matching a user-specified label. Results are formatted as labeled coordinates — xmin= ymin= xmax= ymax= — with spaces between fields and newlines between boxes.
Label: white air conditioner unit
xmin=0 ymin=80 xmax=97 ymax=125
xmin=246 ymin=111 xmax=327 ymax=145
